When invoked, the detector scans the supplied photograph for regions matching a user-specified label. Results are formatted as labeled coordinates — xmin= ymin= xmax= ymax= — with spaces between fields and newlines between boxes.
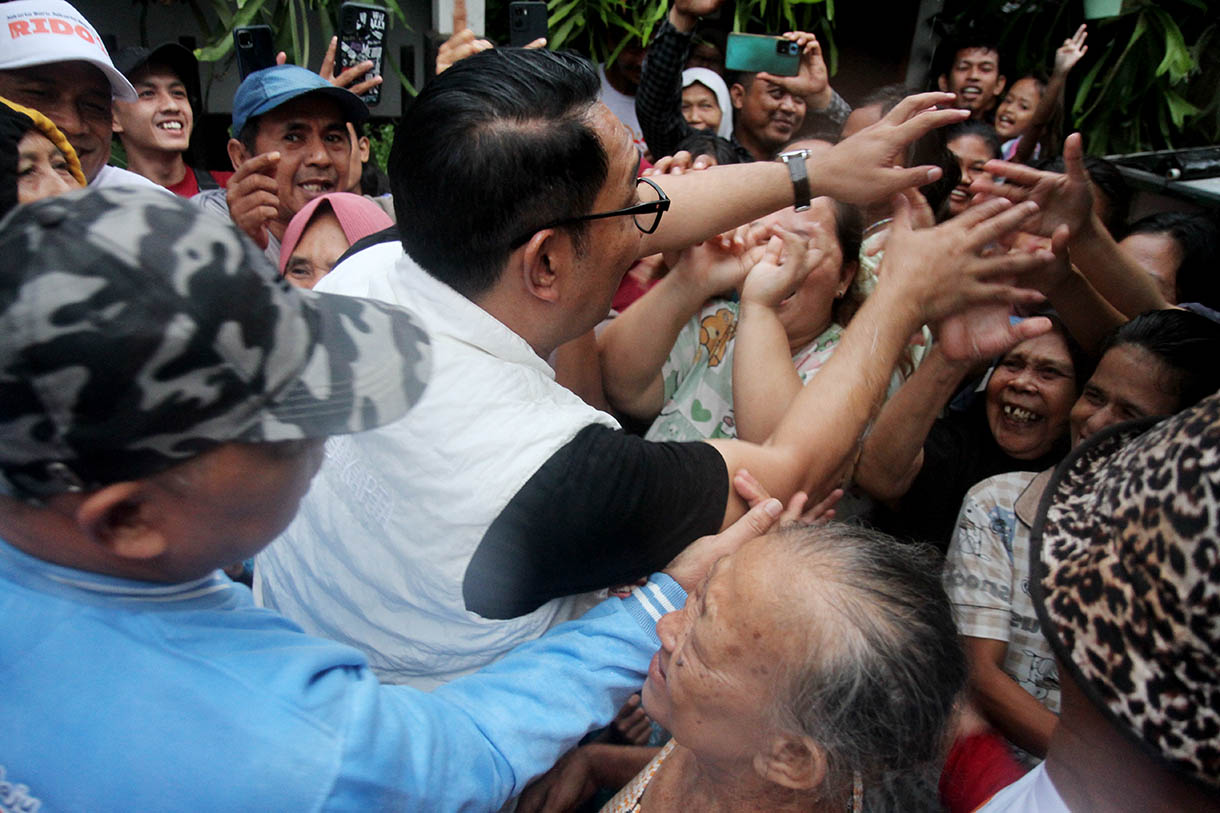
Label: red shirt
xmin=166 ymin=167 xmax=234 ymax=198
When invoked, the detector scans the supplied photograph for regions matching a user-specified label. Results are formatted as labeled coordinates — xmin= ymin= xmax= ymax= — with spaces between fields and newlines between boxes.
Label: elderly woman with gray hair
xmin=520 ymin=517 xmax=966 ymax=813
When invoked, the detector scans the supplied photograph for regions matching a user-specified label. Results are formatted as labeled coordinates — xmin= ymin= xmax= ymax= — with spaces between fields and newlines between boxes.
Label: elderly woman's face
xmin=17 ymin=130 xmax=81 ymax=204
xmin=984 ymin=331 xmax=1077 ymax=460
xmin=642 ymin=536 xmax=786 ymax=766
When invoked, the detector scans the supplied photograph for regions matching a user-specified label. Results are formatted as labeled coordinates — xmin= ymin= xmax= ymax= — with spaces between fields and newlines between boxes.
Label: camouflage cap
xmin=0 ymin=185 xmax=430 ymax=498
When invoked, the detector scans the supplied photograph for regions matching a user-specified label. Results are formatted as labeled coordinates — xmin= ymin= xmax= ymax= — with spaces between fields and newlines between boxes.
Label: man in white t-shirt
xmin=0 ymin=0 xmax=165 ymax=191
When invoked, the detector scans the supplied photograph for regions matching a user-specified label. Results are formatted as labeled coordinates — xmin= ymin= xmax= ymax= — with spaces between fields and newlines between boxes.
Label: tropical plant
xmin=135 ymin=0 xmax=415 ymax=92
xmin=484 ymin=0 xmax=838 ymax=74
xmin=935 ymin=0 xmax=1219 ymax=154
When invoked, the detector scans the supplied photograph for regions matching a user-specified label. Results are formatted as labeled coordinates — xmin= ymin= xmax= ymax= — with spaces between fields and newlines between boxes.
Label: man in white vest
xmin=256 ymin=47 xmax=1056 ymax=688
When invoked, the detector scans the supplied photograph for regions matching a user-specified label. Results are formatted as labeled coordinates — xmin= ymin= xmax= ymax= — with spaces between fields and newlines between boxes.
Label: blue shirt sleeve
xmin=324 ymin=576 xmax=686 ymax=810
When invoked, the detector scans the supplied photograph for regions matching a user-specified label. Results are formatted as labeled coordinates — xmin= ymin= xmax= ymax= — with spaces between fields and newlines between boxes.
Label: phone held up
xmin=724 ymin=33 xmax=800 ymax=77
xmin=508 ymin=2 xmax=548 ymax=48
xmin=234 ymin=25 xmax=275 ymax=80
xmin=338 ymin=2 xmax=387 ymax=105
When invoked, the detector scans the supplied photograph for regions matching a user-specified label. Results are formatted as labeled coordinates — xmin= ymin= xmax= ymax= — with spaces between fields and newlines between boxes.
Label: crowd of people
xmin=1 ymin=0 xmax=1218 ymax=810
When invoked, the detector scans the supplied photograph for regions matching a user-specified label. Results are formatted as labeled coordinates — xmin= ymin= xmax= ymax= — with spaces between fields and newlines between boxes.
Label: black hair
xmin=1037 ymin=154 xmax=1131 ymax=237
xmin=932 ymin=32 xmax=1005 ymax=87
xmin=672 ymin=131 xmax=741 ymax=165
xmin=909 ymin=132 xmax=962 ymax=222
xmin=857 ymin=83 xmax=912 ymax=117
xmin=1125 ymin=212 xmax=1220 ymax=308
xmin=388 ymin=48 xmax=608 ymax=298
xmin=1099 ymin=309 xmax=1220 ymax=410
xmin=943 ymin=120 xmax=1001 ymax=160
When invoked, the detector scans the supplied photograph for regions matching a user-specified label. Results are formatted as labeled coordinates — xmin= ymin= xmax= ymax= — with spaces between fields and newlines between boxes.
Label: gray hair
xmin=770 ymin=523 xmax=966 ymax=799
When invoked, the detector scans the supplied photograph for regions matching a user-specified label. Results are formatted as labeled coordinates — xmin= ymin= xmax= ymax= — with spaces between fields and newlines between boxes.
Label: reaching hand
xmin=436 ymin=28 xmax=494 ymax=73
xmin=971 ymin=133 xmax=1093 ymax=238
xmin=641 ymin=149 xmax=716 ymax=177
xmin=740 ymin=227 xmax=815 ymax=308
xmin=759 ymin=31 xmax=830 ymax=106
xmin=733 ymin=468 xmax=843 ymax=524
xmin=664 ymin=493 xmax=783 ymax=591
xmin=516 ymin=747 xmax=600 ymax=813
xmin=226 ymin=151 xmax=282 ymax=249
xmin=809 ymin=92 xmax=969 ymax=205
xmin=667 ymin=224 xmax=763 ymax=298
xmin=877 ymin=193 xmax=1051 ymax=327
xmin=610 ymin=694 xmax=652 ymax=745
xmin=1054 ymin=25 xmax=1088 ymax=77
xmin=319 ymin=36 xmax=383 ymax=97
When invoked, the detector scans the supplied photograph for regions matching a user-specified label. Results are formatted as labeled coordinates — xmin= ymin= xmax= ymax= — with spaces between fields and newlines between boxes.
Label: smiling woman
xmin=0 ymin=95 xmax=85 ymax=218
xmin=856 ymin=316 xmax=1088 ymax=550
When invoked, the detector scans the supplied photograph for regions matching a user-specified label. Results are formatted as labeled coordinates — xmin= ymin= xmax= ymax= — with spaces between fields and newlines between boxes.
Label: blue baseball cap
xmin=232 ymin=64 xmax=368 ymax=138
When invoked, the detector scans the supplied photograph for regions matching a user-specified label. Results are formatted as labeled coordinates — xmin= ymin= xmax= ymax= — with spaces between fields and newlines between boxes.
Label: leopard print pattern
xmin=1032 ymin=391 xmax=1220 ymax=788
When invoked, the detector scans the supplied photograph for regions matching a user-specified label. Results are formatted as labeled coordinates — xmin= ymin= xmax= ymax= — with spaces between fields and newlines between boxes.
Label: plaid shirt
xmin=635 ymin=18 xmax=851 ymax=162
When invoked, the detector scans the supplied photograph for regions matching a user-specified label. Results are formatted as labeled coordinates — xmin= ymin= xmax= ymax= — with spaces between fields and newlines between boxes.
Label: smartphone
xmin=234 ymin=25 xmax=275 ymax=80
xmin=338 ymin=2 xmax=387 ymax=106
xmin=724 ymin=33 xmax=799 ymax=77
xmin=509 ymin=1 xmax=547 ymax=48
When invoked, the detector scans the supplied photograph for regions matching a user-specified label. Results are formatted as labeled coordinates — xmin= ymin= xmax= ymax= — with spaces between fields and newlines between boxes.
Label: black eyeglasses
xmin=509 ymin=176 xmax=671 ymax=249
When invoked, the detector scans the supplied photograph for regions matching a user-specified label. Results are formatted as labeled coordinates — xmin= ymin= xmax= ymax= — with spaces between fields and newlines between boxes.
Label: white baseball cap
xmin=0 ymin=0 xmax=136 ymax=101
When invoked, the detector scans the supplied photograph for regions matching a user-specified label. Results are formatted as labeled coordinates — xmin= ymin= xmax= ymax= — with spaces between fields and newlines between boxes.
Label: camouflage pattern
xmin=0 ymin=186 xmax=430 ymax=498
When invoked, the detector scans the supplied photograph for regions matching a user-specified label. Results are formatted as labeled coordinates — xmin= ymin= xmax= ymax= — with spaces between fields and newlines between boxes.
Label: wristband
xmin=777 ymin=148 xmax=812 ymax=212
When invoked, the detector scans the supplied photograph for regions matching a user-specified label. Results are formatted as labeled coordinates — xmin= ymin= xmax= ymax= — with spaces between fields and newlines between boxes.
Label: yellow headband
xmin=0 ymin=96 xmax=88 ymax=187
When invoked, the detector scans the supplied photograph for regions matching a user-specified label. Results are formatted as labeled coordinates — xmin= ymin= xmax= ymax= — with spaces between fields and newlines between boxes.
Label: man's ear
xmin=75 ymin=482 xmax=169 ymax=562
xmin=517 ymin=228 xmax=567 ymax=304
xmin=358 ymin=135 xmax=371 ymax=163
xmin=994 ymin=75 xmax=1007 ymax=98
xmin=752 ymin=734 xmax=826 ymax=792
xmin=112 ymin=109 xmax=124 ymax=135
xmin=730 ymin=82 xmax=746 ymax=111
xmin=227 ymin=137 xmax=250 ymax=172
xmin=937 ymin=74 xmax=949 ymax=92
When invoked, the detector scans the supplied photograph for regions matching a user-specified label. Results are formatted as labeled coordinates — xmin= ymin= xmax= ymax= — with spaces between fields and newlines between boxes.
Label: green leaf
xmin=549 ymin=12 xmax=581 ymax=51
xmin=1149 ymin=10 xmax=1194 ymax=82
xmin=1165 ymin=89 xmax=1201 ymax=128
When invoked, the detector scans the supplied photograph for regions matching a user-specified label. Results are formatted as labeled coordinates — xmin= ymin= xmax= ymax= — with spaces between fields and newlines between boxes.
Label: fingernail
xmin=764 ymin=499 xmax=782 ymax=517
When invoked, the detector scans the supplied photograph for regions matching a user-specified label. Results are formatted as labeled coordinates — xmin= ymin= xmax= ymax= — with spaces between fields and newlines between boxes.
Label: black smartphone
xmin=338 ymin=2 xmax=387 ymax=106
xmin=234 ymin=25 xmax=275 ymax=80
xmin=508 ymin=1 xmax=547 ymax=48
xmin=724 ymin=32 xmax=800 ymax=77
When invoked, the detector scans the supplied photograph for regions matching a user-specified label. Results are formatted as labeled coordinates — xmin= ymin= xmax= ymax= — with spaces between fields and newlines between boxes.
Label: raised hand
xmin=809 ymin=92 xmax=969 ymax=205
xmin=641 ymin=149 xmax=716 ymax=177
xmin=668 ymin=224 xmax=764 ymax=299
xmin=878 ymin=193 xmax=1051 ymax=327
xmin=1054 ymin=25 xmax=1088 ymax=76
xmin=664 ymin=494 xmax=783 ymax=590
xmin=226 ymin=151 xmax=282 ymax=249
xmin=436 ymin=28 xmax=494 ymax=73
xmin=740 ymin=227 xmax=816 ymax=308
xmin=760 ymin=31 xmax=830 ymax=107
xmin=319 ymin=36 xmax=382 ymax=97
xmin=971 ymin=133 xmax=1093 ymax=238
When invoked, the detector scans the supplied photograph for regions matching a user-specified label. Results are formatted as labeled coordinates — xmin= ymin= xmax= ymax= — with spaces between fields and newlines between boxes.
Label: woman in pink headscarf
xmin=278 ymin=192 xmax=394 ymax=289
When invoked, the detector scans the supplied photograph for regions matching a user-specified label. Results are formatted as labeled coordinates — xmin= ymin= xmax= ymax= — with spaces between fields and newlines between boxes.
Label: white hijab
xmin=681 ymin=67 xmax=733 ymax=141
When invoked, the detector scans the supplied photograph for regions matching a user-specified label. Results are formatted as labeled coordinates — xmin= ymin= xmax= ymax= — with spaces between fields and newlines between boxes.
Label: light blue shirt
xmin=0 ymin=538 xmax=681 ymax=811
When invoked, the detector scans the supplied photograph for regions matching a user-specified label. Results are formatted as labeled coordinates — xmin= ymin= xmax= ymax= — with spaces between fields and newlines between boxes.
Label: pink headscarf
xmin=278 ymin=192 xmax=394 ymax=274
